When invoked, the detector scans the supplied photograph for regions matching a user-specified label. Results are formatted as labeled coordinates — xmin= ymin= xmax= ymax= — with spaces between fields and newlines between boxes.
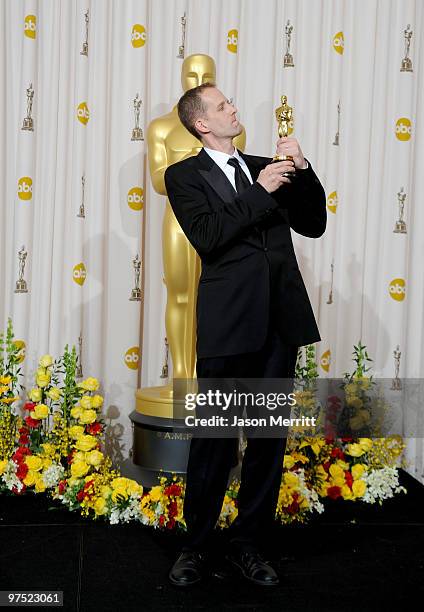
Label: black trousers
xmin=183 ymin=326 xmax=298 ymax=552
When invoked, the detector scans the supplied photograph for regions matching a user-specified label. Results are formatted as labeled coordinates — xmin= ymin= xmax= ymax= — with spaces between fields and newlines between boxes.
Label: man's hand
xmin=257 ymin=160 xmax=295 ymax=193
xmin=276 ymin=137 xmax=307 ymax=169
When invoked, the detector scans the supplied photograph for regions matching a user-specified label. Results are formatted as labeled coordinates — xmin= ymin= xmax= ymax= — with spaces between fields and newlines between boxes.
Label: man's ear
xmin=194 ymin=117 xmax=209 ymax=136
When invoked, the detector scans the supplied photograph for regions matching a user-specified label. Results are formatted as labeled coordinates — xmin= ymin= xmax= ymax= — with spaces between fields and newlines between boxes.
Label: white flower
xmin=362 ymin=467 xmax=407 ymax=504
xmin=42 ymin=463 xmax=65 ymax=488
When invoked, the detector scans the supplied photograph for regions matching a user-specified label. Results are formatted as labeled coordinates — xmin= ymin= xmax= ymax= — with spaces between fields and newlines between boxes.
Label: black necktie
xmin=227 ymin=157 xmax=251 ymax=194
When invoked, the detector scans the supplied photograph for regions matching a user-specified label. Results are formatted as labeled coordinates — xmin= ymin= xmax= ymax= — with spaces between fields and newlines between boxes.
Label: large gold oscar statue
xmin=135 ymin=54 xmax=245 ymax=419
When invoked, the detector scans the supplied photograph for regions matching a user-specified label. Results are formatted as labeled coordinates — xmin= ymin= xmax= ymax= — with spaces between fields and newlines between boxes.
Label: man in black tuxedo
xmin=164 ymin=83 xmax=326 ymax=587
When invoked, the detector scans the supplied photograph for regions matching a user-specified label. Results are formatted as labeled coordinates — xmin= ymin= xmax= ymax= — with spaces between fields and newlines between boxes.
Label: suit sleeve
xmin=164 ymin=163 xmax=280 ymax=257
xmin=272 ymin=159 xmax=327 ymax=238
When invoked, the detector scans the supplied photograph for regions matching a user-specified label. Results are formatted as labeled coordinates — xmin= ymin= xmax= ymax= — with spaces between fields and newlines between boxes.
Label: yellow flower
xmin=80 ymin=377 xmax=100 ymax=392
xmin=346 ymin=396 xmax=363 ymax=409
xmin=42 ymin=457 xmax=52 ymax=469
xmin=75 ymin=435 xmax=97 ymax=452
xmin=345 ymin=383 xmax=358 ymax=395
xmin=283 ymin=455 xmax=296 ymax=469
xmin=354 ymin=376 xmax=371 ymax=390
xmin=80 ymin=395 xmax=93 ymax=410
xmin=23 ymin=470 xmax=37 ymax=486
xmin=316 ymin=465 xmax=328 ymax=481
xmin=352 ymin=464 xmax=367 ymax=480
xmin=85 ymin=450 xmax=104 ymax=466
xmin=112 ymin=487 xmax=128 ymax=503
xmin=341 ymin=484 xmax=354 ymax=500
xmin=111 ymin=477 xmax=130 ymax=489
xmin=358 ymin=438 xmax=373 ymax=452
xmin=71 ymin=460 xmax=90 ymax=478
xmin=91 ymin=394 xmax=104 ymax=409
xmin=94 ymin=497 xmax=107 ymax=515
xmin=69 ymin=425 xmax=85 ymax=439
xmin=127 ymin=480 xmax=143 ymax=496
xmin=46 ymin=387 xmax=62 ymax=401
xmin=329 ymin=464 xmax=345 ymax=481
xmin=36 ymin=370 xmax=51 ymax=388
xmin=299 ymin=437 xmax=326 ymax=456
xmin=28 ymin=387 xmax=42 ymax=402
xmin=33 ymin=403 xmax=49 ymax=420
xmin=39 ymin=354 xmax=54 ymax=368
xmin=0 ymin=459 xmax=8 ymax=475
xmin=25 ymin=455 xmax=43 ymax=471
xmin=0 ymin=375 xmax=12 ymax=385
xmin=73 ymin=451 xmax=87 ymax=462
xmin=34 ymin=474 xmax=46 ymax=493
xmin=101 ymin=485 xmax=112 ymax=499
xmin=149 ymin=486 xmax=162 ymax=502
xmin=1 ymin=396 xmax=19 ymax=404
xmin=71 ymin=405 xmax=83 ymax=419
xmin=68 ymin=476 xmax=82 ymax=487
xmin=345 ymin=443 xmax=366 ymax=457
xmin=79 ymin=409 xmax=97 ymax=424
xmin=352 ymin=479 xmax=367 ymax=497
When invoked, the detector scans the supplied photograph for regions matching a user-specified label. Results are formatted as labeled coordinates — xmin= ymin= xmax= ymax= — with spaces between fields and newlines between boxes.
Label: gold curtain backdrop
xmin=0 ymin=0 xmax=423 ymax=482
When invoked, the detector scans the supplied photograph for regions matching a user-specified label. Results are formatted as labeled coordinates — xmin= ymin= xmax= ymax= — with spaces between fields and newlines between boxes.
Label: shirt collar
xmin=203 ymin=146 xmax=244 ymax=170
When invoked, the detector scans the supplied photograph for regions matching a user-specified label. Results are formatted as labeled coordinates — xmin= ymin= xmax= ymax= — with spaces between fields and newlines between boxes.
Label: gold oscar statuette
xmin=22 ymin=83 xmax=34 ymax=131
xmin=80 ymin=9 xmax=89 ymax=56
xmin=131 ymin=94 xmax=144 ymax=141
xmin=14 ymin=246 xmax=28 ymax=293
xmin=283 ymin=20 xmax=294 ymax=67
xmin=391 ymin=345 xmax=402 ymax=390
xmin=273 ymin=95 xmax=295 ymax=178
xmin=129 ymin=254 xmax=142 ymax=301
xmin=400 ymin=24 xmax=413 ymax=72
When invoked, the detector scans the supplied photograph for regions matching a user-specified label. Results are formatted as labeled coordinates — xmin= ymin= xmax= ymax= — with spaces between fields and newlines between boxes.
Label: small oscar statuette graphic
xmin=177 ymin=13 xmax=187 ymax=59
xmin=129 ymin=254 xmax=142 ymax=301
xmin=333 ymin=100 xmax=340 ymax=146
xmin=14 ymin=245 xmax=29 ymax=293
xmin=283 ymin=20 xmax=294 ymax=67
xmin=77 ymin=173 xmax=86 ymax=218
xmin=391 ymin=345 xmax=402 ymax=390
xmin=160 ymin=337 xmax=169 ymax=379
xmin=327 ymin=260 xmax=334 ymax=304
xmin=131 ymin=93 xmax=144 ymax=141
xmin=76 ymin=332 xmax=83 ymax=379
xmin=22 ymin=83 xmax=34 ymax=131
xmin=400 ymin=24 xmax=413 ymax=72
xmin=80 ymin=9 xmax=89 ymax=56
xmin=393 ymin=187 xmax=407 ymax=234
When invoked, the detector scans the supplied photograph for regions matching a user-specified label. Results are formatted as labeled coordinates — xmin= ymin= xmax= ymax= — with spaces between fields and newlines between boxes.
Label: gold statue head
xmin=181 ymin=54 xmax=216 ymax=92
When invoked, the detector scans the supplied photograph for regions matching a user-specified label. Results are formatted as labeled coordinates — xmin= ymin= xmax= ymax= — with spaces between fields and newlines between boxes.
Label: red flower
xmin=331 ymin=448 xmax=346 ymax=460
xmin=164 ymin=484 xmax=182 ymax=497
xmin=24 ymin=401 xmax=36 ymax=412
xmin=166 ymin=518 xmax=176 ymax=530
xmin=67 ymin=449 xmax=76 ymax=464
xmin=323 ymin=461 xmax=332 ymax=473
xmin=24 ymin=415 xmax=41 ymax=429
xmin=168 ymin=501 xmax=178 ymax=518
xmin=12 ymin=447 xmax=31 ymax=463
xmin=16 ymin=462 xmax=28 ymax=480
xmin=12 ymin=484 xmax=26 ymax=495
xmin=159 ymin=515 xmax=165 ymax=527
xmin=19 ymin=434 xmax=30 ymax=445
xmin=327 ymin=486 xmax=342 ymax=500
xmin=58 ymin=480 xmax=67 ymax=494
xmin=76 ymin=490 xmax=85 ymax=502
xmin=86 ymin=422 xmax=102 ymax=435
xmin=345 ymin=471 xmax=353 ymax=489
xmin=287 ymin=500 xmax=300 ymax=515
xmin=325 ymin=437 xmax=335 ymax=444
xmin=342 ymin=437 xmax=353 ymax=443
xmin=18 ymin=426 xmax=30 ymax=435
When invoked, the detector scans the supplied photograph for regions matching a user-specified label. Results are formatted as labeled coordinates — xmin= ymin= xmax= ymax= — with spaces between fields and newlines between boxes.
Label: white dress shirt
xmin=203 ymin=146 xmax=253 ymax=191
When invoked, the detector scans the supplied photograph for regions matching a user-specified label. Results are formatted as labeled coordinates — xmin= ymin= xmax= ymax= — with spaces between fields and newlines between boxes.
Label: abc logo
xmin=333 ymin=31 xmax=344 ymax=54
xmin=327 ymin=191 xmax=338 ymax=214
xmin=14 ymin=340 xmax=26 ymax=363
xmin=389 ymin=278 xmax=406 ymax=301
xmin=320 ymin=349 xmax=331 ymax=372
xmin=24 ymin=15 xmax=36 ymax=39
xmin=131 ymin=24 xmax=147 ymax=48
xmin=77 ymin=102 xmax=90 ymax=125
xmin=73 ymin=263 xmax=87 ymax=286
xmin=395 ymin=118 xmax=412 ymax=141
xmin=125 ymin=346 xmax=140 ymax=370
xmin=227 ymin=29 xmax=238 ymax=53
xmin=18 ymin=177 xmax=33 ymax=201
xmin=127 ymin=187 xmax=144 ymax=211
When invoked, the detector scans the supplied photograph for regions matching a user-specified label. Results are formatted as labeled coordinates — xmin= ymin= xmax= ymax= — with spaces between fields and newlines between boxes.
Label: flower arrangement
xmin=0 ymin=320 xmax=407 ymax=529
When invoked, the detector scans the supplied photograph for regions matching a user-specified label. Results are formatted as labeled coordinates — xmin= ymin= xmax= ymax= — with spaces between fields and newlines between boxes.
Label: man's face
xmin=196 ymin=87 xmax=242 ymax=140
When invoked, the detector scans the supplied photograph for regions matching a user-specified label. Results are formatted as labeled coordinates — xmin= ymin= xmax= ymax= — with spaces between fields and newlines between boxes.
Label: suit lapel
xmin=197 ymin=149 xmax=237 ymax=203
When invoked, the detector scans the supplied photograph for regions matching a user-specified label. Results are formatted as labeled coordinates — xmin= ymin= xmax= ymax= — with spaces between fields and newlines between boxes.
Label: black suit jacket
xmin=164 ymin=148 xmax=326 ymax=359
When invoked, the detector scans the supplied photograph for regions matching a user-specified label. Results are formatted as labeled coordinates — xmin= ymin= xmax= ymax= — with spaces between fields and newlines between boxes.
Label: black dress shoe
xmin=168 ymin=551 xmax=206 ymax=587
xmin=225 ymin=550 xmax=280 ymax=586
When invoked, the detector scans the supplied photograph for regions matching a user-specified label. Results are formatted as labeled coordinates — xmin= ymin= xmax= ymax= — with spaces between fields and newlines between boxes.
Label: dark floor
xmin=0 ymin=469 xmax=423 ymax=612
